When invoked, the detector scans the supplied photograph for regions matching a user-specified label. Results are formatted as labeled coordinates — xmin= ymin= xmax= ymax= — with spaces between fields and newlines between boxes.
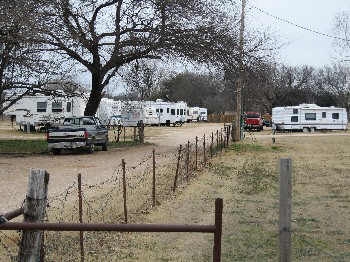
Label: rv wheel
xmin=303 ymin=127 xmax=309 ymax=133
xmin=310 ymin=127 xmax=315 ymax=133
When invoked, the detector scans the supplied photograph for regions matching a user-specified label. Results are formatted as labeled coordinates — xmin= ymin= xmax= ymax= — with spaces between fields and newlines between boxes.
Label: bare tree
xmin=122 ymin=61 xmax=164 ymax=100
xmin=0 ymin=0 xmax=66 ymax=114
xmin=33 ymin=0 xmax=240 ymax=115
xmin=335 ymin=12 xmax=350 ymax=55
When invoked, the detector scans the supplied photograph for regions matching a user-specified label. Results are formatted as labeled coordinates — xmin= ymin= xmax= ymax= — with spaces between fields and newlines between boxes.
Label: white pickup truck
xmin=47 ymin=116 xmax=109 ymax=154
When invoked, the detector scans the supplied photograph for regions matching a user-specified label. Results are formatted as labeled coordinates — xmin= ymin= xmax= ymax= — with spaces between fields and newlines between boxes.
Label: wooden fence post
xmin=138 ymin=121 xmax=145 ymax=143
xmin=152 ymin=149 xmax=156 ymax=207
xmin=18 ymin=169 xmax=49 ymax=262
xmin=173 ymin=145 xmax=182 ymax=192
xmin=279 ymin=158 xmax=292 ymax=262
xmin=123 ymin=126 xmax=126 ymax=142
xmin=195 ymin=136 xmax=198 ymax=170
xmin=122 ymin=159 xmax=128 ymax=224
xmin=133 ymin=127 xmax=137 ymax=141
xmin=78 ymin=174 xmax=85 ymax=262
xmin=213 ymin=198 xmax=223 ymax=262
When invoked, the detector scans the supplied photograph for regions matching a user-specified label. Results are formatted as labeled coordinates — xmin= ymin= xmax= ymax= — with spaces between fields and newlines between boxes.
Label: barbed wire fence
xmin=0 ymin=124 xmax=232 ymax=261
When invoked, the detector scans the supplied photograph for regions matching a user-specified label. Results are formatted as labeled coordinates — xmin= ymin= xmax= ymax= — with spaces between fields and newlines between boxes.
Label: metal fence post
xmin=279 ymin=158 xmax=292 ymax=262
xmin=18 ymin=169 xmax=49 ymax=262
xmin=78 ymin=174 xmax=85 ymax=262
xmin=195 ymin=136 xmax=198 ymax=170
xmin=173 ymin=145 xmax=182 ymax=192
xmin=203 ymin=134 xmax=206 ymax=165
xmin=152 ymin=149 xmax=156 ymax=207
xmin=213 ymin=198 xmax=223 ymax=262
xmin=186 ymin=141 xmax=190 ymax=180
xmin=122 ymin=159 xmax=128 ymax=224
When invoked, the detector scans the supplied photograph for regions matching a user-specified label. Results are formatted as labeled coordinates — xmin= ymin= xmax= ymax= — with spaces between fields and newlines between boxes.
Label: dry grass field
xmin=108 ymin=134 xmax=350 ymax=261
xmin=1 ymin=119 xmax=350 ymax=261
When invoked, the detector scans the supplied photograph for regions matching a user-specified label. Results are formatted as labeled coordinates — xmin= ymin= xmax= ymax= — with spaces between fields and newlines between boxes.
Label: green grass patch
xmin=0 ymin=140 xmax=48 ymax=154
xmin=230 ymin=143 xmax=283 ymax=153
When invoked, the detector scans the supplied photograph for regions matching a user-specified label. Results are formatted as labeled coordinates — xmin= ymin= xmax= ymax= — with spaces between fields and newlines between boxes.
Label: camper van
xmin=272 ymin=104 xmax=348 ymax=132
xmin=3 ymin=95 xmax=86 ymax=130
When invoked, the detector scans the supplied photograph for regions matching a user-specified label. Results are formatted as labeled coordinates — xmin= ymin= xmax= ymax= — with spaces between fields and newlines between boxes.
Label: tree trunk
xmin=84 ymin=73 xmax=103 ymax=116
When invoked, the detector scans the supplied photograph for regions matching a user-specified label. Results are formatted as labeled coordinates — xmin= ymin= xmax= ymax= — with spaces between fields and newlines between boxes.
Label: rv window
xmin=200 ymin=112 xmax=206 ymax=115
xmin=305 ymin=113 xmax=316 ymax=120
xmin=37 ymin=102 xmax=47 ymax=113
xmin=177 ymin=109 xmax=179 ymax=115
xmin=193 ymin=111 xmax=198 ymax=115
xmin=291 ymin=116 xmax=298 ymax=122
xmin=167 ymin=108 xmax=170 ymax=113
xmin=180 ymin=109 xmax=183 ymax=115
xmin=52 ymin=102 xmax=63 ymax=112
xmin=160 ymin=109 xmax=163 ymax=113
xmin=322 ymin=112 xmax=326 ymax=118
xmin=66 ymin=102 xmax=72 ymax=113
xmin=171 ymin=109 xmax=175 ymax=115
xmin=293 ymin=109 xmax=298 ymax=114
xmin=156 ymin=109 xmax=159 ymax=113
xmin=187 ymin=110 xmax=189 ymax=116
xmin=332 ymin=113 xmax=339 ymax=119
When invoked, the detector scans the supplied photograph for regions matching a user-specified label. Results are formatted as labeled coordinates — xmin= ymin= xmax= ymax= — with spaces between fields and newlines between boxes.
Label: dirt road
xmin=0 ymin=123 xmax=223 ymax=213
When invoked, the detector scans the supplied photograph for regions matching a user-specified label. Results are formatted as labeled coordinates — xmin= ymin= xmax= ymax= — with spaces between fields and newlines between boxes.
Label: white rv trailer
xmin=120 ymin=101 xmax=144 ymax=127
xmin=187 ymin=107 xmax=208 ymax=122
xmin=272 ymin=104 xmax=348 ymax=132
xmin=95 ymin=98 xmax=123 ymax=125
xmin=198 ymin=107 xmax=208 ymax=121
xmin=3 ymin=95 xmax=86 ymax=130
xmin=143 ymin=99 xmax=188 ymax=126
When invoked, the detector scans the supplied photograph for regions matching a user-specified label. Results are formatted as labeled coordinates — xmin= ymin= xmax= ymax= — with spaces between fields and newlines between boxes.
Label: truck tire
xmin=87 ymin=144 xmax=94 ymax=154
xmin=52 ymin=149 xmax=61 ymax=155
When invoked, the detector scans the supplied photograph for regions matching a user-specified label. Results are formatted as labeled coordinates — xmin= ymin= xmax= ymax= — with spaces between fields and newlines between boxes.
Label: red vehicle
xmin=244 ymin=112 xmax=263 ymax=131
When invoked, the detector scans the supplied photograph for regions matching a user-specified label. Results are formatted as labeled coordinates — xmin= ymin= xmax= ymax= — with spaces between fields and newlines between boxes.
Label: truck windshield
xmin=246 ymin=114 xmax=260 ymax=118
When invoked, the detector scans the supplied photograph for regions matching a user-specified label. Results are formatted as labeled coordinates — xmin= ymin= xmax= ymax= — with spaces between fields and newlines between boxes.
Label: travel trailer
xmin=143 ymin=99 xmax=188 ymax=126
xmin=3 ymin=95 xmax=86 ymax=130
xmin=96 ymin=98 xmax=122 ymax=125
xmin=272 ymin=104 xmax=348 ymax=132
xmin=187 ymin=107 xmax=208 ymax=122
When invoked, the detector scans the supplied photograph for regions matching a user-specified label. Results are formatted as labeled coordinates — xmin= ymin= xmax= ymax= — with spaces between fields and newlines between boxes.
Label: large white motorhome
xmin=272 ymin=104 xmax=348 ymax=132
xmin=3 ymin=95 xmax=86 ymax=130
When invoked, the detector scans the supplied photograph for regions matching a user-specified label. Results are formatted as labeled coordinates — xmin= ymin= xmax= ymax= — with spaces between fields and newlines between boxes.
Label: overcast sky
xmin=248 ymin=0 xmax=349 ymax=67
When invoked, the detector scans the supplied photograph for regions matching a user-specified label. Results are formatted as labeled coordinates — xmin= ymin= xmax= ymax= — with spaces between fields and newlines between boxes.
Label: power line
xmin=233 ymin=0 xmax=350 ymax=42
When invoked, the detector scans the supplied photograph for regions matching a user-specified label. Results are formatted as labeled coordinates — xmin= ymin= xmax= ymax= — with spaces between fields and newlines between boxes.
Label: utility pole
xmin=234 ymin=0 xmax=246 ymax=141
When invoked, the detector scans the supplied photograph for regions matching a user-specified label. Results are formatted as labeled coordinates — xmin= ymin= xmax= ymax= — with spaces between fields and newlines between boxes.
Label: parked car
xmin=244 ymin=112 xmax=264 ymax=131
xmin=47 ymin=116 xmax=108 ymax=154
